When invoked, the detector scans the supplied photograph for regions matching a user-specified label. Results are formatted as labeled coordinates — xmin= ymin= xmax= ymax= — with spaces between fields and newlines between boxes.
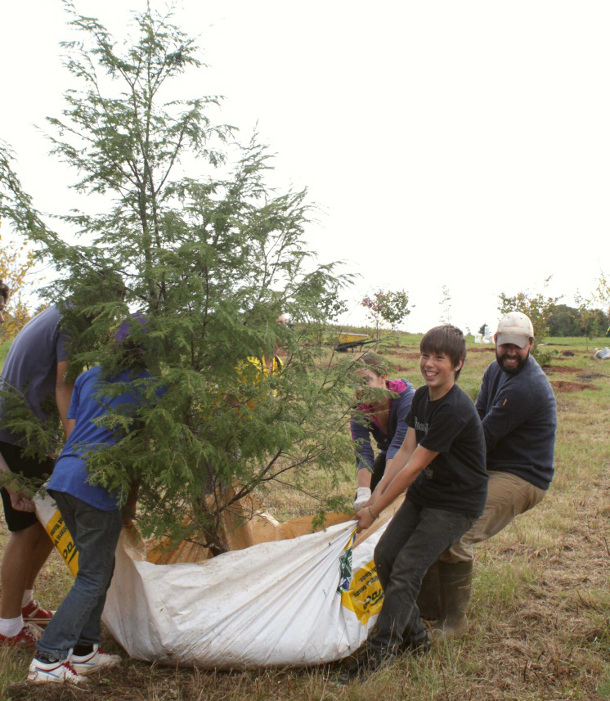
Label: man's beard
xmin=497 ymin=350 xmax=529 ymax=375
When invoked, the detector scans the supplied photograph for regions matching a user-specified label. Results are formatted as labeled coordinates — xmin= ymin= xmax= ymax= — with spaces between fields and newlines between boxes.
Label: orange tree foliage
xmin=0 ymin=227 xmax=34 ymax=342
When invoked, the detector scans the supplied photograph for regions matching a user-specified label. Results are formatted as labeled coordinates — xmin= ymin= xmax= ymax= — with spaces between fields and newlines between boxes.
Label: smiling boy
xmin=343 ymin=325 xmax=487 ymax=680
xmin=435 ymin=311 xmax=557 ymax=637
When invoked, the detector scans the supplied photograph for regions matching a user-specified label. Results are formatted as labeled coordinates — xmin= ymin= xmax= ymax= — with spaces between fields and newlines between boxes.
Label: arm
xmin=55 ymin=360 xmax=74 ymax=437
xmin=353 ymin=466 xmax=373 ymax=511
xmin=357 ymin=469 xmax=371 ymax=489
xmin=64 ymin=418 xmax=76 ymax=440
xmin=479 ymin=382 xmax=533 ymax=451
xmin=386 ymin=383 xmax=414 ymax=461
xmin=369 ymin=427 xmax=417 ymax=504
xmin=350 ymin=413 xmax=375 ymax=473
xmin=357 ymin=442 xmax=439 ymax=531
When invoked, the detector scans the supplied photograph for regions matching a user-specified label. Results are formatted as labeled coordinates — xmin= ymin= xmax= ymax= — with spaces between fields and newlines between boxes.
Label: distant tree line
xmin=548 ymin=304 xmax=609 ymax=337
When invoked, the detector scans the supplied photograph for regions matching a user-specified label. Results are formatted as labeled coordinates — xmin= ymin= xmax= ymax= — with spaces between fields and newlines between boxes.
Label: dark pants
xmin=370 ymin=452 xmax=387 ymax=492
xmin=0 ymin=440 xmax=54 ymax=532
xmin=371 ymin=499 xmax=475 ymax=651
xmin=36 ymin=491 xmax=123 ymax=660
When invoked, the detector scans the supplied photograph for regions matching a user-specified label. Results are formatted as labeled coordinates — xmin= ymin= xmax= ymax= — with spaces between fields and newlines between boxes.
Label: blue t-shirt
xmin=48 ymin=365 xmax=150 ymax=511
xmin=0 ymin=306 xmax=70 ymax=444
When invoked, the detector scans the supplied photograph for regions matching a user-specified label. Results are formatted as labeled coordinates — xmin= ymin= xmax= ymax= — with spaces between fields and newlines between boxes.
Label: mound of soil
xmin=469 ymin=347 xmax=496 ymax=353
xmin=551 ymin=380 xmax=599 ymax=392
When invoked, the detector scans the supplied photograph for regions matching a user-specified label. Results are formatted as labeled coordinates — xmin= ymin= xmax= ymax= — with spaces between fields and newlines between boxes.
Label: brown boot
xmin=416 ymin=560 xmax=441 ymax=620
xmin=434 ymin=560 xmax=473 ymax=639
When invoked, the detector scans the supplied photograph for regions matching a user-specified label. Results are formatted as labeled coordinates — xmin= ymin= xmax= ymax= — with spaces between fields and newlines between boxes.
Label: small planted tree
xmin=440 ymin=285 xmax=452 ymax=324
xmin=591 ymin=272 xmax=610 ymax=336
xmin=4 ymin=2 xmax=357 ymax=552
xmin=574 ymin=272 xmax=610 ymax=348
xmin=362 ymin=289 xmax=411 ymax=340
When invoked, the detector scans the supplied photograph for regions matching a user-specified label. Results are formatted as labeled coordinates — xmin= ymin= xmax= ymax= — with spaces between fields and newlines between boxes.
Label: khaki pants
xmin=442 ymin=471 xmax=546 ymax=564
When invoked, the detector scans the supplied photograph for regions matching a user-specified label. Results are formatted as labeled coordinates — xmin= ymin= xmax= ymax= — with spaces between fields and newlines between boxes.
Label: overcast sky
xmin=1 ymin=1 xmax=609 ymax=333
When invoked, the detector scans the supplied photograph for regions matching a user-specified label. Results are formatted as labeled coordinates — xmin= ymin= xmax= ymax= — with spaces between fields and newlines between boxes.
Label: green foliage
xmin=574 ymin=273 xmax=610 ymax=348
xmin=0 ymin=141 xmax=47 ymax=241
xmin=592 ymin=271 xmax=610 ymax=318
xmin=548 ymin=303 xmax=609 ymax=338
xmin=296 ymin=269 xmax=351 ymax=343
xmin=361 ymin=288 xmax=411 ymax=338
xmin=0 ymin=144 xmax=44 ymax=342
xmin=6 ymin=2 xmax=357 ymax=552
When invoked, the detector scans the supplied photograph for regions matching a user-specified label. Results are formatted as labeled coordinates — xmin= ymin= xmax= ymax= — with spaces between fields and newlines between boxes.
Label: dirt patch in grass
xmin=577 ymin=372 xmax=608 ymax=381
xmin=551 ymin=380 xmax=600 ymax=392
xmin=468 ymin=347 xmax=496 ymax=353
xmin=542 ymin=365 xmax=580 ymax=374
xmin=393 ymin=351 xmax=420 ymax=360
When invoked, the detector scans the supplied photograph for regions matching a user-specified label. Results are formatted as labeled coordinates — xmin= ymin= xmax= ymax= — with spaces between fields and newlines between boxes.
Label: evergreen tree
xmin=5 ymin=2 xmax=356 ymax=552
xmin=0 ymin=142 xmax=43 ymax=341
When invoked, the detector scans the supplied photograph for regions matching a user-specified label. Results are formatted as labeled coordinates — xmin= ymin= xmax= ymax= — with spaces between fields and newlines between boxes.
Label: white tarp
xmin=102 ymin=522 xmax=385 ymax=668
xmin=36 ymin=492 xmax=388 ymax=669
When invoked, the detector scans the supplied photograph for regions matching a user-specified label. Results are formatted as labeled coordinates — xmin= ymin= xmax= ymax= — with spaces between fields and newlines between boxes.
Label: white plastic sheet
xmin=103 ymin=521 xmax=386 ymax=668
xmin=36 ymin=492 xmax=388 ymax=668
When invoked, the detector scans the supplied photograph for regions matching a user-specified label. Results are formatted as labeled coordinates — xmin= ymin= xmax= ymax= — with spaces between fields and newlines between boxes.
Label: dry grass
xmin=1 ymin=335 xmax=609 ymax=700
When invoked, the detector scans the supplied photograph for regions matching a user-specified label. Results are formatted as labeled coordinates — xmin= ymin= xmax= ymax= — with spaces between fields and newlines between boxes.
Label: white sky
xmin=1 ymin=1 xmax=609 ymax=333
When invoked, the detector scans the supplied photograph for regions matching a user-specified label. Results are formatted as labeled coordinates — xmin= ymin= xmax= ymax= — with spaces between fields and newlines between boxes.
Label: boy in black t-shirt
xmin=343 ymin=325 xmax=487 ymax=680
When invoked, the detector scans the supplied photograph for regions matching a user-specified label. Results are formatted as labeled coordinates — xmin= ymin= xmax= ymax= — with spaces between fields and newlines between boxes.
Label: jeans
xmin=372 ymin=499 xmax=475 ymax=651
xmin=443 ymin=471 xmax=546 ymax=564
xmin=36 ymin=491 xmax=123 ymax=660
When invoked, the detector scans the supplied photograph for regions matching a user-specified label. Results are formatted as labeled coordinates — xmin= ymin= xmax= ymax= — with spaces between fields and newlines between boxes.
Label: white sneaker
xmin=71 ymin=644 xmax=121 ymax=675
xmin=27 ymin=657 xmax=86 ymax=685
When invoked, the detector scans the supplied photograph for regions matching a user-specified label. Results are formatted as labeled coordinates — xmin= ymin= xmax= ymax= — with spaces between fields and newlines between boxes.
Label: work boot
xmin=399 ymin=628 xmax=431 ymax=656
xmin=416 ymin=560 xmax=441 ymax=620
xmin=336 ymin=643 xmax=397 ymax=684
xmin=434 ymin=560 xmax=473 ymax=639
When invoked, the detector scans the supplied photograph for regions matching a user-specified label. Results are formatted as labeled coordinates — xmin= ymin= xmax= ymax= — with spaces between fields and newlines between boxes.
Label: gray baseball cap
xmin=496 ymin=312 xmax=534 ymax=348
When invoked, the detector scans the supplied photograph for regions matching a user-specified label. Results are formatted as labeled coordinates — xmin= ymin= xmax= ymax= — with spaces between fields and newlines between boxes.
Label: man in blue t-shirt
xmin=436 ymin=311 xmax=557 ymax=638
xmin=0 ymin=305 xmax=74 ymax=647
xmin=27 ymin=321 xmax=153 ymax=685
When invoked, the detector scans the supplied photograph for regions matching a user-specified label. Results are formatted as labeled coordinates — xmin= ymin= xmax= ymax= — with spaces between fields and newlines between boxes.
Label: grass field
xmin=0 ymin=333 xmax=609 ymax=700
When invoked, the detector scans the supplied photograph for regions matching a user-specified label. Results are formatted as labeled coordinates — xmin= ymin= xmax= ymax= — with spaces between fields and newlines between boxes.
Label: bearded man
xmin=434 ymin=311 xmax=557 ymax=637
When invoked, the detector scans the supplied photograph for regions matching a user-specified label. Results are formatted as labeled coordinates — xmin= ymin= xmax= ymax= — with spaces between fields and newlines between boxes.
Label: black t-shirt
xmin=406 ymin=384 xmax=488 ymax=518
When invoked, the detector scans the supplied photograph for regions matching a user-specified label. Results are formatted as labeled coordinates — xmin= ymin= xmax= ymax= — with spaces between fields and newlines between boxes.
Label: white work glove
xmin=353 ymin=486 xmax=372 ymax=513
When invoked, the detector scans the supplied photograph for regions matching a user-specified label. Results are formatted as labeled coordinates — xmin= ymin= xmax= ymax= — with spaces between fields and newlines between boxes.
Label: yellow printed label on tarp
xmin=340 ymin=559 xmax=383 ymax=624
xmin=45 ymin=509 xmax=79 ymax=577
